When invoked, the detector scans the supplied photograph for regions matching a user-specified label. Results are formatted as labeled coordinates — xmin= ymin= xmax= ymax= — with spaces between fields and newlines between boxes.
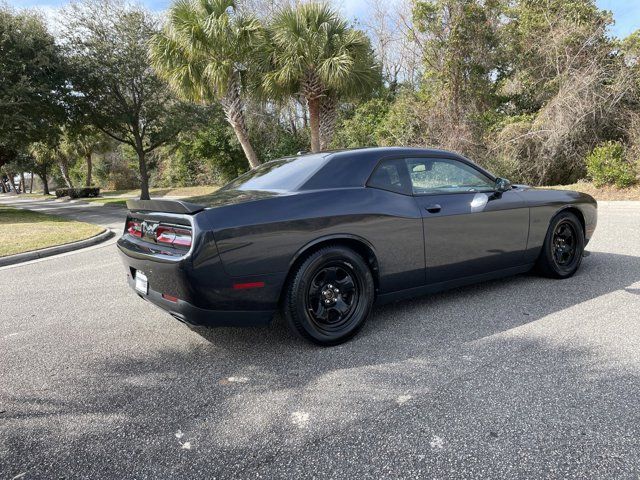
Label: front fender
xmin=518 ymin=188 xmax=597 ymax=262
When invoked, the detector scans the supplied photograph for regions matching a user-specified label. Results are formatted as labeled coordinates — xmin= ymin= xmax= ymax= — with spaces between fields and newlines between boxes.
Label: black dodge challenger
xmin=117 ymin=147 xmax=597 ymax=345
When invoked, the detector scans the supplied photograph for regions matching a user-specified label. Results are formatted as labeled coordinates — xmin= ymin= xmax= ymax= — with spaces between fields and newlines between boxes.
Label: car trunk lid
xmin=126 ymin=199 xmax=205 ymax=214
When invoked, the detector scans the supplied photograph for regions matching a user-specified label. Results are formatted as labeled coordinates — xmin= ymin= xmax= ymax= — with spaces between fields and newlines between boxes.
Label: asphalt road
xmin=1 ymin=201 xmax=639 ymax=479
xmin=0 ymin=197 xmax=126 ymax=230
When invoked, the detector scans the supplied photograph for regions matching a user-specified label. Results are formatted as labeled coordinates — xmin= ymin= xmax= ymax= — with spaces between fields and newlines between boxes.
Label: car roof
xmin=323 ymin=146 xmax=460 ymax=158
xmin=301 ymin=147 xmax=488 ymax=191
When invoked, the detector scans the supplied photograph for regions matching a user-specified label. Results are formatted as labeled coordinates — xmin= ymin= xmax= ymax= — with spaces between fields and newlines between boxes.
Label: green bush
xmin=332 ymin=98 xmax=390 ymax=149
xmin=55 ymin=187 xmax=100 ymax=198
xmin=586 ymin=141 xmax=637 ymax=188
xmin=160 ymin=121 xmax=248 ymax=187
xmin=93 ymin=146 xmax=140 ymax=190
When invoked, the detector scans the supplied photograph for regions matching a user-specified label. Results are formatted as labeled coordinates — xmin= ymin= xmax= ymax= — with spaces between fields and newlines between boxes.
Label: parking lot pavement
xmin=1 ymin=201 xmax=639 ymax=479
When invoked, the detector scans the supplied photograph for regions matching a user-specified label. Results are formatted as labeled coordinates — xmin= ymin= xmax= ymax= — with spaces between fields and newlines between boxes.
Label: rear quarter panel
xmin=204 ymin=188 xmax=426 ymax=294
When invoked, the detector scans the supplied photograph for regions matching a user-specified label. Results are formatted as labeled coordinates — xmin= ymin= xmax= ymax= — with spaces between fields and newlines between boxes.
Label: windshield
xmin=222 ymin=154 xmax=328 ymax=192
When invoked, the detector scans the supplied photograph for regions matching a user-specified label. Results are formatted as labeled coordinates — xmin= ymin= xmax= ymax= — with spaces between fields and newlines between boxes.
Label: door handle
xmin=425 ymin=204 xmax=442 ymax=213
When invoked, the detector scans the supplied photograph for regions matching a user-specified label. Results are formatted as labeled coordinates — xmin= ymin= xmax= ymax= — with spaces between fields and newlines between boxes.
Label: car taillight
xmin=156 ymin=225 xmax=192 ymax=248
xmin=126 ymin=220 xmax=142 ymax=237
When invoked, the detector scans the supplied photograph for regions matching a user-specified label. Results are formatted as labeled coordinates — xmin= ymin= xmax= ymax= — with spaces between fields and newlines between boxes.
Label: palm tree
xmin=29 ymin=142 xmax=57 ymax=195
xmin=149 ymin=0 xmax=262 ymax=168
xmin=61 ymin=128 xmax=109 ymax=187
xmin=27 ymin=136 xmax=74 ymax=189
xmin=263 ymin=3 xmax=378 ymax=152
xmin=318 ymin=48 xmax=380 ymax=150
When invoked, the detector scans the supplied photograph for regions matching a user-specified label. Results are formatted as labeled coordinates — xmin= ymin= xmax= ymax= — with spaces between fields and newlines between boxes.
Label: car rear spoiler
xmin=126 ymin=199 xmax=205 ymax=214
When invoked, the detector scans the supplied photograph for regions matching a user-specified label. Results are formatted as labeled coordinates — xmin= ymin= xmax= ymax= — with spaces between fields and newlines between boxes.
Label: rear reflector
xmin=126 ymin=220 xmax=143 ymax=237
xmin=162 ymin=293 xmax=179 ymax=303
xmin=233 ymin=281 xmax=265 ymax=290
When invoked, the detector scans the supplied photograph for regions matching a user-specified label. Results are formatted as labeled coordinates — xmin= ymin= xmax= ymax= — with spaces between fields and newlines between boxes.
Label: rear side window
xmin=367 ymin=158 xmax=410 ymax=194
xmin=222 ymin=154 xmax=328 ymax=192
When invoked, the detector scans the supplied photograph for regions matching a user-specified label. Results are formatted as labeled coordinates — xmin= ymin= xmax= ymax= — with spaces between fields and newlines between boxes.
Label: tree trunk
xmin=85 ymin=152 xmax=93 ymax=187
xmin=319 ymin=95 xmax=337 ymax=150
xmin=301 ymin=72 xmax=326 ymax=153
xmin=300 ymin=97 xmax=308 ymax=130
xmin=59 ymin=161 xmax=74 ymax=188
xmin=8 ymin=172 xmax=16 ymax=192
xmin=231 ymin=122 xmax=260 ymax=169
xmin=136 ymin=148 xmax=150 ymax=200
xmin=289 ymin=104 xmax=297 ymax=135
xmin=19 ymin=172 xmax=26 ymax=193
xmin=29 ymin=172 xmax=34 ymax=193
xmin=221 ymin=75 xmax=260 ymax=169
xmin=40 ymin=174 xmax=50 ymax=195
xmin=307 ymin=96 xmax=321 ymax=153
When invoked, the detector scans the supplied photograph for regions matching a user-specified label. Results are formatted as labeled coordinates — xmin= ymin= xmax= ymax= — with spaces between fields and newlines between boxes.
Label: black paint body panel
xmin=116 ymin=147 xmax=597 ymax=327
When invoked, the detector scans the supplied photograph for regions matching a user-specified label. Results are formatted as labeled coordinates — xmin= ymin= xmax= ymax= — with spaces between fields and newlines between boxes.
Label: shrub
xmin=93 ymin=145 xmax=141 ymax=190
xmin=586 ymin=141 xmax=637 ymax=188
xmin=332 ymin=98 xmax=390 ymax=149
xmin=55 ymin=187 xmax=101 ymax=198
xmin=159 ymin=122 xmax=247 ymax=187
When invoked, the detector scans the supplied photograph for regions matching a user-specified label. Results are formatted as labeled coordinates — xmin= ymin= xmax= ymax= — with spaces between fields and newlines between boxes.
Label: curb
xmin=0 ymin=228 xmax=116 ymax=267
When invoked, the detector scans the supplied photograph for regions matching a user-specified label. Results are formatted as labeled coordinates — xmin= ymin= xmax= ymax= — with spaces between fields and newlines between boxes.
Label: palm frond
xmin=150 ymin=0 xmax=261 ymax=102
xmin=264 ymin=2 xmax=378 ymax=99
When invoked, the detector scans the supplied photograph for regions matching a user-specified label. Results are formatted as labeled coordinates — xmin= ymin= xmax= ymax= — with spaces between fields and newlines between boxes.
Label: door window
xmin=405 ymin=158 xmax=494 ymax=194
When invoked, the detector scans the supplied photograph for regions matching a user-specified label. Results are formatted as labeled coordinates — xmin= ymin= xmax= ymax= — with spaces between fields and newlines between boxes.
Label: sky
xmin=595 ymin=0 xmax=640 ymax=38
xmin=9 ymin=0 xmax=640 ymax=39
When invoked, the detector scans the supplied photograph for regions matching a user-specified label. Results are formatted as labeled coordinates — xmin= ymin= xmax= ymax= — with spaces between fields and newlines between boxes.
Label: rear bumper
xmin=117 ymin=231 xmax=282 ymax=328
xmin=126 ymin=275 xmax=273 ymax=327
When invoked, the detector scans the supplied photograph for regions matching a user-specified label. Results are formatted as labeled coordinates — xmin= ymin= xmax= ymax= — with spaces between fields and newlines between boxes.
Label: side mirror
xmin=495 ymin=177 xmax=512 ymax=193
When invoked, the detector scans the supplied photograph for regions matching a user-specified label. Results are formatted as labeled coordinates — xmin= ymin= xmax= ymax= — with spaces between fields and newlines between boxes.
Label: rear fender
xmin=287 ymin=233 xmax=378 ymax=272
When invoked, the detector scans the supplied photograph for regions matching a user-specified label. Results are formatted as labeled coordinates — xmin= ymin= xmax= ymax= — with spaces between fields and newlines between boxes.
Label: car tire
xmin=536 ymin=211 xmax=585 ymax=279
xmin=283 ymin=245 xmax=375 ymax=346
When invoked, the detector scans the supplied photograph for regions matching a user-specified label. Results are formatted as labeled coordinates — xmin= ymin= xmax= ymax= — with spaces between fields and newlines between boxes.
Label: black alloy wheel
xmin=306 ymin=262 xmax=359 ymax=333
xmin=536 ymin=211 xmax=585 ymax=279
xmin=284 ymin=245 xmax=374 ymax=345
xmin=552 ymin=220 xmax=578 ymax=267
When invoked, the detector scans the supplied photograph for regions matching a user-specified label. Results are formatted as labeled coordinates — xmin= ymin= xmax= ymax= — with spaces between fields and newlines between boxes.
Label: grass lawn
xmin=82 ymin=185 xmax=222 ymax=207
xmin=101 ymin=185 xmax=220 ymax=198
xmin=547 ymin=181 xmax=640 ymax=201
xmin=81 ymin=197 xmax=129 ymax=207
xmin=0 ymin=206 xmax=104 ymax=257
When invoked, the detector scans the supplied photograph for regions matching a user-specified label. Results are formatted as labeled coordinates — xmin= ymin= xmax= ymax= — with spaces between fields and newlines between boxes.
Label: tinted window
xmin=367 ymin=158 xmax=410 ymax=194
xmin=406 ymin=158 xmax=494 ymax=194
xmin=222 ymin=154 xmax=328 ymax=192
